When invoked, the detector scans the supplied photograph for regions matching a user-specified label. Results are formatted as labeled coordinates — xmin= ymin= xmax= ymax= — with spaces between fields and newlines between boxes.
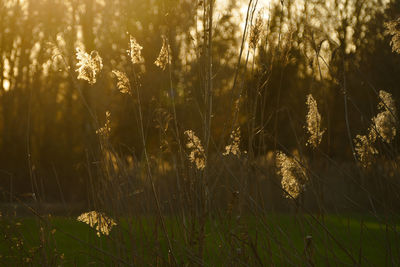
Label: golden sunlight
xmin=2 ymin=79 xmax=10 ymax=91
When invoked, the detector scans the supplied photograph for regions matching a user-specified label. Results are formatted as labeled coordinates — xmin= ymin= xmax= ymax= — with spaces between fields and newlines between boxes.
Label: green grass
xmin=1 ymin=214 xmax=398 ymax=266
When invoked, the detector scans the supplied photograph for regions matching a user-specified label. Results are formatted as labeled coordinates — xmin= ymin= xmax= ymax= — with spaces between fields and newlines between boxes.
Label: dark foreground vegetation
xmin=1 ymin=214 xmax=399 ymax=266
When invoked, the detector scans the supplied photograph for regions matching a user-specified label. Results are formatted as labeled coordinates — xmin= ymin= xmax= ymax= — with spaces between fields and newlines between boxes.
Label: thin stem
xmin=131 ymin=68 xmax=177 ymax=266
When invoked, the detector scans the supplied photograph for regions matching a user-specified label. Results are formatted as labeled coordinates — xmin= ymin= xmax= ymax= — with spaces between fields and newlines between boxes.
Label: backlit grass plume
xmin=249 ymin=10 xmax=264 ymax=49
xmin=154 ymin=36 xmax=171 ymax=70
xmin=184 ymin=130 xmax=206 ymax=170
xmin=354 ymin=130 xmax=378 ymax=168
xmin=276 ymin=151 xmax=307 ymax=199
xmin=96 ymin=111 xmax=111 ymax=137
xmin=385 ymin=17 xmax=400 ymax=54
xmin=354 ymin=90 xmax=396 ymax=167
xmin=305 ymin=94 xmax=325 ymax=149
xmin=112 ymin=70 xmax=131 ymax=95
xmin=223 ymin=127 xmax=241 ymax=157
xmin=128 ymin=35 xmax=144 ymax=64
xmin=75 ymin=48 xmax=103 ymax=85
xmin=372 ymin=90 xmax=397 ymax=143
xmin=77 ymin=211 xmax=116 ymax=237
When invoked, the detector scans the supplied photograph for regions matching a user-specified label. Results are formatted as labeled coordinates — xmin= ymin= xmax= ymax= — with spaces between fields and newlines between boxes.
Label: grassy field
xmin=1 ymin=213 xmax=398 ymax=266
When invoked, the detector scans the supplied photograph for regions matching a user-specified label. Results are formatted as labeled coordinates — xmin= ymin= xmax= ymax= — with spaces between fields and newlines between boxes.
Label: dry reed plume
xmin=276 ymin=151 xmax=308 ymax=199
xmin=354 ymin=131 xmax=378 ymax=168
xmin=385 ymin=17 xmax=400 ymax=54
xmin=354 ymin=90 xmax=396 ymax=167
xmin=305 ymin=94 xmax=325 ymax=149
xmin=96 ymin=111 xmax=111 ymax=137
xmin=223 ymin=127 xmax=241 ymax=156
xmin=184 ymin=130 xmax=206 ymax=170
xmin=373 ymin=90 xmax=397 ymax=143
xmin=128 ymin=35 xmax=144 ymax=64
xmin=112 ymin=70 xmax=131 ymax=95
xmin=249 ymin=10 xmax=264 ymax=49
xmin=154 ymin=36 xmax=171 ymax=70
xmin=75 ymin=48 xmax=103 ymax=85
xmin=77 ymin=211 xmax=117 ymax=237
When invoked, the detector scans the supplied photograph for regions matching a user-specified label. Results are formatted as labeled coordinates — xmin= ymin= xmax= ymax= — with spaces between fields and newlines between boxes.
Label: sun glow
xmin=217 ymin=0 xmax=271 ymax=30
xmin=2 ymin=79 xmax=10 ymax=91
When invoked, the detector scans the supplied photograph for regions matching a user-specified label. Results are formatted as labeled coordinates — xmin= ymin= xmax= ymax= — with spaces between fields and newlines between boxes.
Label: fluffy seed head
xmin=223 ymin=127 xmax=241 ymax=156
xmin=276 ymin=151 xmax=307 ymax=199
xmin=112 ymin=70 xmax=131 ymax=95
xmin=128 ymin=35 xmax=144 ymax=64
xmin=77 ymin=211 xmax=116 ymax=237
xmin=305 ymin=94 xmax=325 ymax=149
xmin=154 ymin=36 xmax=171 ymax=70
xmin=354 ymin=130 xmax=378 ymax=168
xmin=249 ymin=11 xmax=264 ymax=49
xmin=385 ymin=18 xmax=400 ymax=54
xmin=353 ymin=90 xmax=396 ymax=168
xmin=75 ymin=48 xmax=103 ymax=84
xmin=372 ymin=113 xmax=396 ymax=144
xmin=372 ymin=90 xmax=397 ymax=143
xmin=184 ymin=130 xmax=206 ymax=170
xmin=96 ymin=111 xmax=111 ymax=137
